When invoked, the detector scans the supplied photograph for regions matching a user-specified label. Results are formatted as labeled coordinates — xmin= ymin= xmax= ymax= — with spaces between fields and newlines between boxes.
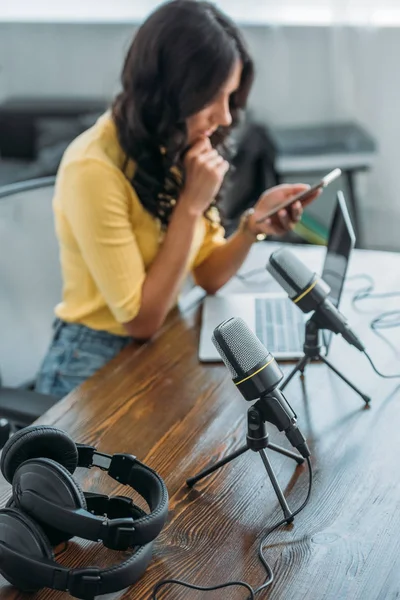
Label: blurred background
xmin=0 ymin=0 xmax=399 ymax=250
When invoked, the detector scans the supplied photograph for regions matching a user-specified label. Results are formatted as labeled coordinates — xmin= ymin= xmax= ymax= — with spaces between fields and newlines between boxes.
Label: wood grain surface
xmin=0 ymin=247 xmax=399 ymax=600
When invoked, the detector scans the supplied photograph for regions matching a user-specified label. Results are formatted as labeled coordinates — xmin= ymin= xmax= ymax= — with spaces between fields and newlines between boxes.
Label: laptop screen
xmin=321 ymin=191 xmax=356 ymax=351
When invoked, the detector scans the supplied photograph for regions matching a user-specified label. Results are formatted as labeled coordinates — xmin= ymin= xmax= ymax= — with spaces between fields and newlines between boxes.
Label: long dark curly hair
xmin=112 ymin=0 xmax=254 ymax=228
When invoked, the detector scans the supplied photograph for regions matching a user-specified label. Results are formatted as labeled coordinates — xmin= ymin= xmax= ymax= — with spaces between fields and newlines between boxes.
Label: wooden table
xmin=1 ymin=245 xmax=400 ymax=600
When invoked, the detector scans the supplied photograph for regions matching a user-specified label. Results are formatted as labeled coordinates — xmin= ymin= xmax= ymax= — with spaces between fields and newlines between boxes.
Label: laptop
xmin=199 ymin=191 xmax=356 ymax=362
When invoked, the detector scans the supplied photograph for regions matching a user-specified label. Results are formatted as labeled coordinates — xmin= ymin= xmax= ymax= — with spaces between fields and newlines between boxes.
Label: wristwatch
xmin=238 ymin=208 xmax=267 ymax=242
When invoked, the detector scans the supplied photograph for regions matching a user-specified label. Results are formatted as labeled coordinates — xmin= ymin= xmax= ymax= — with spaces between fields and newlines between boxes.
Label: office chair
xmin=0 ymin=177 xmax=61 ymax=442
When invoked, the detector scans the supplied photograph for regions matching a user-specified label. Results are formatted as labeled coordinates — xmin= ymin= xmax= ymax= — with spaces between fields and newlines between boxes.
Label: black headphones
xmin=0 ymin=425 xmax=169 ymax=598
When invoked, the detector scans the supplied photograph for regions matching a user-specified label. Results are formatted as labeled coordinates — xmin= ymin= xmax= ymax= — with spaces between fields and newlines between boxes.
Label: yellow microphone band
xmin=294 ymin=279 xmax=318 ymax=304
xmin=235 ymin=357 xmax=275 ymax=385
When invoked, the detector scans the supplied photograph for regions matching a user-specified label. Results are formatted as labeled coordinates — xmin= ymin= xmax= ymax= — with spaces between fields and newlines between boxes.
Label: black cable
xmin=345 ymin=275 xmax=400 ymax=377
xmin=152 ymin=579 xmax=255 ymax=599
xmin=152 ymin=458 xmax=313 ymax=599
xmin=371 ymin=311 xmax=400 ymax=330
xmin=346 ymin=274 xmax=400 ymax=311
xmin=363 ymin=350 xmax=400 ymax=379
xmin=254 ymin=456 xmax=313 ymax=596
xmin=369 ymin=319 xmax=400 ymax=356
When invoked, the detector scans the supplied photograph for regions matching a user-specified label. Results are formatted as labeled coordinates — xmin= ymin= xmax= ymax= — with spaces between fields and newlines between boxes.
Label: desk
xmin=1 ymin=245 xmax=400 ymax=600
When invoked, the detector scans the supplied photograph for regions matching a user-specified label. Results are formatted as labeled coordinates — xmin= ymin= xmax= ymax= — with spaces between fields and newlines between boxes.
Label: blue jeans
xmin=35 ymin=319 xmax=131 ymax=398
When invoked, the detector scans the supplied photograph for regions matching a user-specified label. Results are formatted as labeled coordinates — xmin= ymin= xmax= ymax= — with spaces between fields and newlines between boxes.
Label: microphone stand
xmin=187 ymin=400 xmax=304 ymax=523
xmin=279 ymin=316 xmax=370 ymax=405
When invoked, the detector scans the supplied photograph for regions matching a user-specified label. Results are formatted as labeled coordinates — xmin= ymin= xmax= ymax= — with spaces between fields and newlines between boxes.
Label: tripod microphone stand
xmin=187 ymin=400 xmax=304 ymax=523
xmin=279 ymin=316 xmax=371 ymax=405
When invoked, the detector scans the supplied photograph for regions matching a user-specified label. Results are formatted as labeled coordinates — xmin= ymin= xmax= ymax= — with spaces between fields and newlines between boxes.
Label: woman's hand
xmin=179 ymin=137 xmax=229 ymax=217
xmin=247 ymin=183 xmax=321 ymax=237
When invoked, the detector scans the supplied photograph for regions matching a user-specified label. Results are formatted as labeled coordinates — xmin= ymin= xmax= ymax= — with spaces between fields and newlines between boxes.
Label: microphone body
xmin=257 ymin=389 xmax=310 ymax=459
xmin=267 ymin=248 xmax=365 ymax=352
xmin=312 ymin=297 xmax=365 ymax=351
xmin=212 ymin=317 xmax=310 ymax=458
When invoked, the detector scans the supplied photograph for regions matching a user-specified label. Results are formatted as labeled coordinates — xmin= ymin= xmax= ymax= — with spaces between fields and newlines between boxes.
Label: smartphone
xmin=255 ymin=168 xmax=342 ymax=224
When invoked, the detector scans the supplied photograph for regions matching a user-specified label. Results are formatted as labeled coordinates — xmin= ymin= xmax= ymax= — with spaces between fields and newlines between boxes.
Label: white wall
xmin=0 ymin=23 xmax=135 ymax=100
xmin=0 ymin=22 xmax=398 ymax=249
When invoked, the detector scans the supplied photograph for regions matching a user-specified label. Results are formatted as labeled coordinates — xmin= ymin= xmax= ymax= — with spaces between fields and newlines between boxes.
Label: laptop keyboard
xmin=255 ymin=298 xmax=305 ymax=354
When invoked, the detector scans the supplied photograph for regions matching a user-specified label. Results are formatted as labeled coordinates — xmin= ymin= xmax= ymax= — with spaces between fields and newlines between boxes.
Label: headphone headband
xmin=0 ymin=426 xmax=169 ymax=597
xmin=15 ymin=447 xmax=168 ymax=549
xmin=76 ymin=444 xmax=131 ymax=474
xmin=0 ymin=516 xmax=153 ymax=599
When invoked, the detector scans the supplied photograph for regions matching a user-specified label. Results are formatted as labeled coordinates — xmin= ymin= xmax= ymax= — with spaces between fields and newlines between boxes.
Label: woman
xmin=35 ymin=0 xmax=316 ymax=398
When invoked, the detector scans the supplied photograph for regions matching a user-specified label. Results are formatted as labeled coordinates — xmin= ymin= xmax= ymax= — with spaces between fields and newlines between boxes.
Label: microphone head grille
xmin=212 ymin=317 xmax=270 ymax=379
xmin=267 ymin=247 xmax=315 ymax=297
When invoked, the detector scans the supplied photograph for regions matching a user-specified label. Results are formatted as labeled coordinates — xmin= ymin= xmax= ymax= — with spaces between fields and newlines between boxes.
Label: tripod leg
xmin=259 ymin=449 xmax=294 ymax=523
xmin=319 ymin=354 xmax=371 ymax=405
xmin=186 ymin=444 xmax=249 ymax=487
xmin=268 ymin=442 xmax=304 ymax=465
xmin=280 ymin=355 xmax=309 ymax=392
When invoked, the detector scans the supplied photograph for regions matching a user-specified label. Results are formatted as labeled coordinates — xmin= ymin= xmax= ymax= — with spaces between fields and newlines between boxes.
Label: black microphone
xmin=212 ymin=317 xmax=310 ymax=458
xmin=267 ymin=247 xmax=365 ymax=352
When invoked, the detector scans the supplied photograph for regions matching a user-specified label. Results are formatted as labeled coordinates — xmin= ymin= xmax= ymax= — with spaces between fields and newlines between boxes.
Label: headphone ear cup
xmin=6 ymin=489 xmax=73 ymax=548
xmin=1 ymin=425 xmax=79 ymax=483
xmin=13 ymin=457 xmax=87 ymax=546
xmin=0 ymin=507 xmax=54 ymax=592
xmin=33 ymin=520 xmax=74 ymax=549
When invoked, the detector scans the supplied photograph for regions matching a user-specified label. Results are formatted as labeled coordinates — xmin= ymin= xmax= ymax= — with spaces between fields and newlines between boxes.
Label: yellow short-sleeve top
xmin=54 ymin=113 xmax=226 ymax=336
